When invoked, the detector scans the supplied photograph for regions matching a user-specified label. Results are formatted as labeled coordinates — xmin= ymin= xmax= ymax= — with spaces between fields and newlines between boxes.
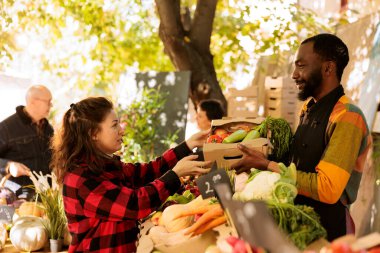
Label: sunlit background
xmin=1 ymin=0 xmax=380 ymax=136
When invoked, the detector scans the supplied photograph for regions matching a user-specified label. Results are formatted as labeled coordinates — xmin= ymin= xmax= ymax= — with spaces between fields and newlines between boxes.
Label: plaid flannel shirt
xmin=63 ymin=142 xmax=191 ymax=253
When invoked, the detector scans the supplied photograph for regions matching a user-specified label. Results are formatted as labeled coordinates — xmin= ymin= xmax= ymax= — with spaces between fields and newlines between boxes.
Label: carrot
xmin=178 ymin=204 xmax=221 ymax=218
xmin=184 ymin=205 xmax=224 ymax=235
xmin=192 ymin=215 xmax=227 ymax=236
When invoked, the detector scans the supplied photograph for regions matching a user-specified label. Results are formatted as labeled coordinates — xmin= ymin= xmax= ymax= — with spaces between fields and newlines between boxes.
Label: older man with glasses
xmin=0 ymin=85 xmax=54 ymax=200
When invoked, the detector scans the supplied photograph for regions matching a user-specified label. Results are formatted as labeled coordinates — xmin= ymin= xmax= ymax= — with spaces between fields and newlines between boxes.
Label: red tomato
xmin=214 ymin=128 xmax=228 ymax=136
xmin=330 ymin=242 xmax=353 ymax=253
xmin=220 ymin=133 xmax=230 ymax=141
xmin=226 ymin=236 xmax=239 ymax=247
xmin=207 ymin=134 xmax=223 ymax=143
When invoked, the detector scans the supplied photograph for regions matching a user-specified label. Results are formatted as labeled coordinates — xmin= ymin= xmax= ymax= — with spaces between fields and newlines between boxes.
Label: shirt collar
xmin=306 ymin=85 xmax=344 ymax=112
xmin=16 ymin=105 xmax=47 ymax=126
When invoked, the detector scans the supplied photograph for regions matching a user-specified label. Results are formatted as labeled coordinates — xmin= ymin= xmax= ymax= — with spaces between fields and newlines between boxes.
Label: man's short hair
xmin=302 ymin=33 xmax=349 ymax=81
xmin=198 ymin=99 xmax=225 ymax=120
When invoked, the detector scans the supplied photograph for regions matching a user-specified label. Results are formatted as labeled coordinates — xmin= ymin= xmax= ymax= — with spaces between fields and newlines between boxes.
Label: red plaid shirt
xmin=63 ymin=142 xmax=191 ymax=253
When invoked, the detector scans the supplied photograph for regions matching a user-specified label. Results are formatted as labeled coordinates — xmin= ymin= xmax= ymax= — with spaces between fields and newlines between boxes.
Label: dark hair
xmin=199 ymin=99 xmax=225 ymax=120
xmin=51 ymin=97 xmax=114 ymax=182
xmin=302 ymin=33 xmax=349 ymax=81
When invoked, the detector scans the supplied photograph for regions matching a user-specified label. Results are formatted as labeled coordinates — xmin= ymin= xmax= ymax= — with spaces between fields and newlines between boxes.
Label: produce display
xmin=232 ymin=163 xmax=326 ymax=250
xmin=255 ymin=116 xmax=293 ymax=161
xmin=206 ymin=122 xmax=260 ymax=144
xmin=0 ymin=172 xmax=72 ymax=252
xmin=0 ymin=115 xmax=376 ymax=253
xmin=205 ymin=117 xmax=293 ymax=162
xmin=145 ymin=161 xmax=329 ymax=253
xmin=9 ymin=216 xmax=47 ymax=252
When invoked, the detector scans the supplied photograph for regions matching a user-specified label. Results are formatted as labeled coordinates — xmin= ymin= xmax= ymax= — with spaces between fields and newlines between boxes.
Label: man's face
xmin=33 ymin=90 xmax=52 ymax=119
xmin=292 ymin=42 xmax=323 ymax=101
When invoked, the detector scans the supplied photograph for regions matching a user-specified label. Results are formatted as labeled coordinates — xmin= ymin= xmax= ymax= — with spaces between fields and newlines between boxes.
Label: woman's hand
xmin=172 ymin=155 xmax=212 ymax=177
xmin=231 ymin=144 xmax=270 ymax=174
xmin=186 ymin=130 xmax=210 ymax=150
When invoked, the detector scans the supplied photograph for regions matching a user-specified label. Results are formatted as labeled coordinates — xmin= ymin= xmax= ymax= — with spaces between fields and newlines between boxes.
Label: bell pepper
xmin=207 ymin=134 xmax=223 ymax=143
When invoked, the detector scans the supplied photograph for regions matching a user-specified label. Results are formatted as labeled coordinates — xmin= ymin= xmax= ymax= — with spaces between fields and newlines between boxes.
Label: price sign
xmin=0 ymin=205 xmax=15 ymax=222
xmin=195 ymin=164 xmax=232 ymax=199
xmin=222 ymin=200 xmax=299 ymax=253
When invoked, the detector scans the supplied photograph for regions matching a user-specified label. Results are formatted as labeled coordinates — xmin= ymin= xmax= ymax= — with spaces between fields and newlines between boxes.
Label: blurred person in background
xmin=196 ymin=99 xmax=225 ymax=131
xmin=0 ymin=85 xmax=53 ymax=200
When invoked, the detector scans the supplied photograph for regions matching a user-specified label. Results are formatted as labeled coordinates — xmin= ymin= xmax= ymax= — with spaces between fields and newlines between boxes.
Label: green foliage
xmin=0 ymin=0 xmax=336 ymax=94
xmin=39 ymin=189 xmax=67 ymax=240
xmin=267 ymin=201 xmax=327 ymax=250
xmin=212 ymin=0 xmax=334 ymax=86
xmin=256 ymin=116 xmax=293 ymax=162
xmin=29 ymin=172 xmax=67 ymax=240
xmin=118 ymin=87 xmax=179 ymax=163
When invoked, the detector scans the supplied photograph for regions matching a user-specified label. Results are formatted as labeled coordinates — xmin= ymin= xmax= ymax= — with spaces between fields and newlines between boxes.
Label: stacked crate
xmin=227 ymin=86 xmax=259 ymax=118
xmin=264 ymin=77 xmax=298 ymax=130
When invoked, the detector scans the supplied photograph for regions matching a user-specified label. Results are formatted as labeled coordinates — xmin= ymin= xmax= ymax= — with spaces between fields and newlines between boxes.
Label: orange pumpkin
xmin=18 ymin=202 xmax=44 ymax=217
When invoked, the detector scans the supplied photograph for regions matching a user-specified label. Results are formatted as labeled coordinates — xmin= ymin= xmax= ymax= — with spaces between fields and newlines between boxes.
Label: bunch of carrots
xmin=179 ymin=203 xmax=227 ymax=236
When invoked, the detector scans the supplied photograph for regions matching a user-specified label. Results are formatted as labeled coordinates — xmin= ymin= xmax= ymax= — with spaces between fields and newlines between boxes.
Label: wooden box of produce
xmin=203 ymin=118 xmax=271 ymax=169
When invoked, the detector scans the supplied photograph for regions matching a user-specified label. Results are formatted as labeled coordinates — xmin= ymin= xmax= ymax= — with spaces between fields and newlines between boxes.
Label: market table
xmin=3 ymin=240 xmax=68 ymax=253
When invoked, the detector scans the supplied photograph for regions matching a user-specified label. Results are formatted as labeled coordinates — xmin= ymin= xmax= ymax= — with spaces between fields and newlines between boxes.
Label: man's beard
xmin=297 ymin=68 xmax=322 ymax=101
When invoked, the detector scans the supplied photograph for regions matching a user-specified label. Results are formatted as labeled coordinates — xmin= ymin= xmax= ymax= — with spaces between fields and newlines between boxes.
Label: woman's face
xmin=93 ymin=109 xmax=124 ymax=155
xmin=196 ymin=108 xmax=211 ymax=131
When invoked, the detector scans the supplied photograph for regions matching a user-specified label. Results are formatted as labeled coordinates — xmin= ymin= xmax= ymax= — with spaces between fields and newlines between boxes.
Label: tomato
xmin=220 ymin=133 xmax=230 ymax=141
xmin=214 ymin=128 xmax=228 ymax=136
xmin=330 ymin=242 xmax=353 ymax=253
xmin=207 ymin=134 xmax=223 ymax=143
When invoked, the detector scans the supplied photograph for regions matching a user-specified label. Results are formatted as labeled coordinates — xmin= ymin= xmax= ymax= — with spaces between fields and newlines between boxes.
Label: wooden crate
xmin=266 ymin=97 xmax=297 ymax=109
xmin=227 ymin=86 xmax=259 ymax=118
xmin=265 ymin=97 xmax=296 ymax=120
xmin=228 ymin=98 xmax=258 ymax=118
xmin=267 ymin=108 xmax=295 ymax=120
xmin=228 ymin=86 xmax=258 ymax=98
xmin=265 ymin=76 xmax=296 ymax=90
xmin=266 ymin=87 xmax=297 ymax=99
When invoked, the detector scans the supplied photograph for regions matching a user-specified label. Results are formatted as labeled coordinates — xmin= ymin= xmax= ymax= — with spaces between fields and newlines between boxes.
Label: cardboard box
xmin=203 ymin=118 xmax=270 ymax=169
xmin=203 ymin=138 xmax=270 ymax=169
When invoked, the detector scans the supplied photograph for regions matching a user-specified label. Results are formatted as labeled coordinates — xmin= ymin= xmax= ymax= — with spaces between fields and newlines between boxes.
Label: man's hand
xmin=231 ymin=143 xmax=270 ymax=174
xmin=186 ymin=130 xmax=210 ymax=150
xmin=8 ymin=162 xmax=31 ymax=177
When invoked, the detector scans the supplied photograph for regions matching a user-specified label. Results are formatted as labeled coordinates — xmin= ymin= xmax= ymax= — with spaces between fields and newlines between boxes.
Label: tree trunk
xmin=155 ymin=0 xmax=227 ymax=112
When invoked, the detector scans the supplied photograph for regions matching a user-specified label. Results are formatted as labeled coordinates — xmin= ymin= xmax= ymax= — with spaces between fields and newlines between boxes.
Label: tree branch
xmin=190 ymin=0 xmax=217 ymax=54
xmin=155 ymin=0 xmax=183 ymax=38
